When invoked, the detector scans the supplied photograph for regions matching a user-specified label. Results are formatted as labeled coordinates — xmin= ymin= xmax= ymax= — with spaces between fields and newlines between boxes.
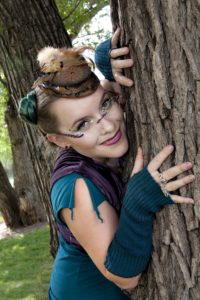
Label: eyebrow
xmin=70 ymin=92 xmax=108 ymax=128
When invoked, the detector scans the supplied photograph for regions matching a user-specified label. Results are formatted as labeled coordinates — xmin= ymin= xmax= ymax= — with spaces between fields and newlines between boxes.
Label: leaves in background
xmin=55 ymin=0 xmax=109 ymax=40
xmin=0 ymin=72 xmax=12 ymax=168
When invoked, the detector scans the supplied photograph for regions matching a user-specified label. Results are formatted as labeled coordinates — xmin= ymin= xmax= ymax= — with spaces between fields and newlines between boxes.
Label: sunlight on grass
xmin=0 ymin=226 xmax=54 ymax=300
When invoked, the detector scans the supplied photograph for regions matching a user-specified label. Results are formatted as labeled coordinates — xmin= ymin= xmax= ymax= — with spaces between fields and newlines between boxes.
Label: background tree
xmin=0 ymin=160 xmax=21 ymax=228
xmin=110 ymin=1 xmax=200 ymax=299
xmin=0 ymin=0 xmax=72 ymax=255
xmin=0 ymin=0 xmax=109 ymax=253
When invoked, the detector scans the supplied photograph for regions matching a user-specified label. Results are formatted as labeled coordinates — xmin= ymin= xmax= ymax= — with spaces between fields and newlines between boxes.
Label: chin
xmin=103 ymin=139 xmax=129 ymax=159
xmin=111 ymin=144 xmax=129 ymax=158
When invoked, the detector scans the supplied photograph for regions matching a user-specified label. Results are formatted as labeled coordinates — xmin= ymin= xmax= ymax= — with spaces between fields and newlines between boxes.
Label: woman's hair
xmin=18 ymin=45 xmax=100 ymax=135
xmin=34 ymin=86 xmax=61 ymax=135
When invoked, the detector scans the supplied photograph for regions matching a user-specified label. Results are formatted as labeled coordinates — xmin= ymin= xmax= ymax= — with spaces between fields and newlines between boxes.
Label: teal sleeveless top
xmin=49 ymin=173 xmax=129 ymax=300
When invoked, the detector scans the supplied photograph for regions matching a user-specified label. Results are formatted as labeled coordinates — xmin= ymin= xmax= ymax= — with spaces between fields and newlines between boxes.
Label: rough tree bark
xmin=111 ymin=1 xmax=200 ymax=299
xmin=0 ymin=0 xmax=72 ymax=256
xmin=0 ymin=161 xmax=22 ymax=228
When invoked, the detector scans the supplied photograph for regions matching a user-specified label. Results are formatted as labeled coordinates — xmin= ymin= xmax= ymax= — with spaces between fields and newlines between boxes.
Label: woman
xmin=19 ymin=30 xmax=195 ymax=300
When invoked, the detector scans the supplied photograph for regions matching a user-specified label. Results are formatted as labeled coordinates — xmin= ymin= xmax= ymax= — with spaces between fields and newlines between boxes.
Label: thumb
xmin=131 ymin=147 xmax=144 ymax=176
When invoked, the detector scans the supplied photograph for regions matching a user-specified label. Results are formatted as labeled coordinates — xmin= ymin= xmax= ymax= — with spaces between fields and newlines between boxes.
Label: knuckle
xmin=179 ymin=164 xmax=185 ymax=172
xmin=167 ymin=182 xmax=174 ymax=190
xmin=185 ymin=175 xmax=193 ymax=183
xmin=153 ymin=157 xmax=161 ymax=164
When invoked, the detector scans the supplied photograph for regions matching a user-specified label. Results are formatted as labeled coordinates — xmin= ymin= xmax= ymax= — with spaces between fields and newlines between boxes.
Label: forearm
xmin=105 ymin=269 xmax=141 ymax=290
xmin=60 ymin=167 xmax=173 ymax=289
xmin=104 ymin=167 xmax=174 ymax=278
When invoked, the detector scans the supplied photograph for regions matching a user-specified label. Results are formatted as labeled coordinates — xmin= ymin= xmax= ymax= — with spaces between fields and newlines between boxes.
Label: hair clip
xmin=18 ymin=90 xmax=38 ymax=125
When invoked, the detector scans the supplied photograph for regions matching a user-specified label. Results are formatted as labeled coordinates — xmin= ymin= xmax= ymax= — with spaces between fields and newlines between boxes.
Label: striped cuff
xmin=104 ymin=238 xmax=151 ymax=277
xmin=124 ymin=167 xmax=174 ymax=221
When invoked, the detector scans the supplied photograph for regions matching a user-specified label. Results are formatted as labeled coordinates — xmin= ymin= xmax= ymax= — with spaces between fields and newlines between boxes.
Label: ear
xmin=46 ymin=133 xmax=71 ymax=149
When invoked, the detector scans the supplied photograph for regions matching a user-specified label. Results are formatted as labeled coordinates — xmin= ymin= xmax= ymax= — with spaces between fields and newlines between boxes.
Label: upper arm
xmin=60 ymin=178 xmax=140 ymax=289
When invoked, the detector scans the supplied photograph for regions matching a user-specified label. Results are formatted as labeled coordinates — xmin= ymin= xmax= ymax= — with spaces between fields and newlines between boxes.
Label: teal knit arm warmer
xmin=104 ymin=167 xmax=174 ymax=277
xmin=95 ymin=39 xmax=115 ymax=81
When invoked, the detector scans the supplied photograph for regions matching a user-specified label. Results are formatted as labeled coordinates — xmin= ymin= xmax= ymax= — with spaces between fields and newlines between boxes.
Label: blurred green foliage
xmin=73 ymin=5 xmax=111 ymax=48
xmin=0 ymin=73 xmax=12 ymax=167
xmin=55 ymin=0 xmax=109 ymax=41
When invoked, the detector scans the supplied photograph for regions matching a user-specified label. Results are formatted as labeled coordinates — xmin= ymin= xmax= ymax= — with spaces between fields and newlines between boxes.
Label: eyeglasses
xmin=52 ymin=92 xmax=121 ymax=138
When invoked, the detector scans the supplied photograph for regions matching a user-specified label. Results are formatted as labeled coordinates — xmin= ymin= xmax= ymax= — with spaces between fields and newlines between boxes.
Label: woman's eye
xmin=76 ymin=120 xmax=89 ymax=131
xmin=101 ymin=97 xmax=113 ymax=110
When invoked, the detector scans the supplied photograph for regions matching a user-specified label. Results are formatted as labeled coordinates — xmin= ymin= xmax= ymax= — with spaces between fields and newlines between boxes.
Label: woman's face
xmin=48 ymin=85 xmax=129 ymax=162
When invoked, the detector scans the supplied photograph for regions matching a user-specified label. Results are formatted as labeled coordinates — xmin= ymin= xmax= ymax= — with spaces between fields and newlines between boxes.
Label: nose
xmin=98 ymin=114 xmax=115 ymax=134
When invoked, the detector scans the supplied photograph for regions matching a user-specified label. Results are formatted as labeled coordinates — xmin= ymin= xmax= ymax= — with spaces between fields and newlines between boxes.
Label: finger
xmin=112 ymin=82 xmax=122 ymax=95
xmin=113 ymin=72 xmax=134 ymax=86
xmin=100 ymin=80 xmax=121 ymax=94
xmin=170 ymin=194 xmax=194 ymax=204
xmin=118 ymin=94 xmax=125 ymax=105
xmin=166 ymin=175 xmax=195 ymax=191
xmin=162 ymin=162 xmax=193 ymax=181
xmin=112 ymin=59 xmax=134 ymax=69
xmin=111 ymin=27 xmax=121 ymax=48
xmin=148 ymin=145 xmax=174 ymax=172
xmin=110 ymin=47 xmax=130 ymax=59
xmin=131 ymin=147 xmax=144 ymax=175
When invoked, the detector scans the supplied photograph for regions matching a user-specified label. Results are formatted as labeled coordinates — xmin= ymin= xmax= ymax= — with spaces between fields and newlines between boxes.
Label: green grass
xmin=0 ymin=226 xmax=54 ymax=300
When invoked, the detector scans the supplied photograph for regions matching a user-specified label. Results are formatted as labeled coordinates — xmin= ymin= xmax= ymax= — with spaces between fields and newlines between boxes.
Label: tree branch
xmin=62 ymin=0 xmax=82 ymax=22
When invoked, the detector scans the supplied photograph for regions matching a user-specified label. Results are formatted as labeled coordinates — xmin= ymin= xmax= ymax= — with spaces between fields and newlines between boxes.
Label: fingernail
xmin=167 ymin=145 xmax=174 ymax=151
xmin=189 ymin=199 xmax=195 ymax=204
xmin=189 ymin=175 xmax=195 ymax=180
xmin=184 ymin=162 xmax=192 ymax=168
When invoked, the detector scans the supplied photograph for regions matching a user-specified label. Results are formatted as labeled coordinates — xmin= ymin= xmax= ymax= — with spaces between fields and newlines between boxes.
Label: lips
xmin=102 ymin=129 xmax=122 ymax=146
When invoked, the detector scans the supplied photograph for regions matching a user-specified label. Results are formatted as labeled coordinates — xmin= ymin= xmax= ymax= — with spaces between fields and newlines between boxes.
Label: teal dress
xmin=49 ymin=173 xmax=129 ymax=300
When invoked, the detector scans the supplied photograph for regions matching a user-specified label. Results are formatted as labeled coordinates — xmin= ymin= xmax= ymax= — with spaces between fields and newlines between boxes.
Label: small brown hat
xmin=33 ymin=46 xmax=100 ymax=98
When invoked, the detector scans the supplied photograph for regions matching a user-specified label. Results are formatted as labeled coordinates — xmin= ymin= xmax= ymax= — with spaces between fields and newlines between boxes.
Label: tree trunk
xmin=111 ymin=1 xmax=200 ymax=299
xmin=0 ymin=161 xmax=22 ymax=228
xmin=5 ymin=98 xmax=46 ymax=226
xmin=0 ymin=0 xmax=72 ymax=256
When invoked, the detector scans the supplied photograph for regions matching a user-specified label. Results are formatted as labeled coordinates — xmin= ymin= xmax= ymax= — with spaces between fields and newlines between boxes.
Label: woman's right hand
xmin=110 ymin=28 xmax=134 ymax=87
xmin=131 ymin=145 xmax=195 ymax=204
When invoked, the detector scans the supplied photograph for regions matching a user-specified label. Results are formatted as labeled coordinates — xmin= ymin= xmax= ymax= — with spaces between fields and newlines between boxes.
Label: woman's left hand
xmin=132 ymin=146 xmax=195 ymax=204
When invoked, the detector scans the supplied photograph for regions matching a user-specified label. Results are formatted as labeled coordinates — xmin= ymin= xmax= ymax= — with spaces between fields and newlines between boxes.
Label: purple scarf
xmin=50 ymin=148 xmax=125 ymax=251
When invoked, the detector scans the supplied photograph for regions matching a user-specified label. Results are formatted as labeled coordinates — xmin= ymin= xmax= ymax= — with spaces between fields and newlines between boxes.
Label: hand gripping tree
xmin=110 ymin=1 xmax=200 ymax=299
